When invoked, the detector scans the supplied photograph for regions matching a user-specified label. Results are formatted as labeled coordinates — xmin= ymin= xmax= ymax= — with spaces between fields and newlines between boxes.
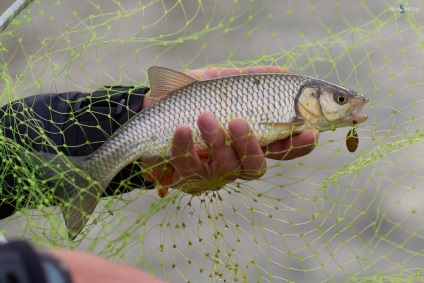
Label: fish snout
xmin=349 ymin=96 xmax=369 ymax=124
xmin=352 ymin=113 xmax=368 ymax=124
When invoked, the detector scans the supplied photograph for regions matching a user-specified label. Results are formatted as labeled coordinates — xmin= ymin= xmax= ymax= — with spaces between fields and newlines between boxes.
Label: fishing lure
xmin=346 ymin=120 xmax=359 ymax=152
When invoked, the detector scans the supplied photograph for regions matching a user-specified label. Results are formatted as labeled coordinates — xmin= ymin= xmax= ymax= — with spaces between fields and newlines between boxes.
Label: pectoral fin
xmin=263 ymin=119 xmax=304 ymax=131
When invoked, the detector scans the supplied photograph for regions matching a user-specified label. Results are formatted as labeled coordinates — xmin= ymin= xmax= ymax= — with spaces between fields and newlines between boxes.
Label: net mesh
xmin=0 ymin=0 xmax=423 ymax=282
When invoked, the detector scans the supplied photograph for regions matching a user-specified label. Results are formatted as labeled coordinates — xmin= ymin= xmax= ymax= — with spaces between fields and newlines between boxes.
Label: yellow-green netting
xmin=0 ymin=0 xmax=423 ymax=282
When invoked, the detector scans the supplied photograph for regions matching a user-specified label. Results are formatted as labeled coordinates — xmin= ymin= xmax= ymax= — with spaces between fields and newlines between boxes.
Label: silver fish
xmin=32 ymin=66 xmax=368 ymax=239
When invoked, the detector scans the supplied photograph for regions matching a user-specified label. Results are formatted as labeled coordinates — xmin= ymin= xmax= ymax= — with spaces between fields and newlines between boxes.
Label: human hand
xmin=48 ymin=249 xmax=166 ymax=283
xmin=141 ymin=66 xmax=320 ymax=196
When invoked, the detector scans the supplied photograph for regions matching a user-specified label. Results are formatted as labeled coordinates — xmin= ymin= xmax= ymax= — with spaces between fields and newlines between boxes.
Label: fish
xmin=30 ymin=66 xmax=368 ymax=239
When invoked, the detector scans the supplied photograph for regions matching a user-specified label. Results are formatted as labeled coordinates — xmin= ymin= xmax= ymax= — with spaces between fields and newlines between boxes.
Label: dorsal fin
xmin=148 ymin=66 xmax=198 ymax=99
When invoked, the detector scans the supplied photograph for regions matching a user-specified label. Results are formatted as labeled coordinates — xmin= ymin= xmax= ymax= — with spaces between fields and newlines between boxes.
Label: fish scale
xmin=88 ymin=73 xmax=308 ymax=187
xmin=31 ymin=66 xmax=368 ymax=239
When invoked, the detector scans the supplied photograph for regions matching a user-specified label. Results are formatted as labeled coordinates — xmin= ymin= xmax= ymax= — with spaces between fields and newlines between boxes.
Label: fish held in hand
xmin=31 ymin=66 xmax=368 ymax=239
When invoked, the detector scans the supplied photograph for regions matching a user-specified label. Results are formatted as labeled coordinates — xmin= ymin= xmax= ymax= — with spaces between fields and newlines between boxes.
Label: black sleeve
xmin=0 ymin=86 xmax=154 ymax=219
xmin=0 ymin=240 xmax=72 ymax=283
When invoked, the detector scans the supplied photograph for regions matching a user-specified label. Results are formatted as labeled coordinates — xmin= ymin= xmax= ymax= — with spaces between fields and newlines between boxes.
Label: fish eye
xmin=334 ymin=93 xmax=348 ymax=105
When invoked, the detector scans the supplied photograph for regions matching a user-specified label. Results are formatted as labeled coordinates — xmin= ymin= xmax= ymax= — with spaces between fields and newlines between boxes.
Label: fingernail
xmin=199 ymin=112 xmax=218 ymax=136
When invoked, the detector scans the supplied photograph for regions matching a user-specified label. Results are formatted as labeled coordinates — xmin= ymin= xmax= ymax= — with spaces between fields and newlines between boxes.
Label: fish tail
xmin=27 ymin=151 xmax=102 ymax=240
xmin=63 ymin=186 xmax=100 ymax=240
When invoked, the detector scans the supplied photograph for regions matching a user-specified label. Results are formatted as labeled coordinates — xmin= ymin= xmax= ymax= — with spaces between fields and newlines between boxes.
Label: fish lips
xmin=345 ymin=96 xmax=369 ymax=124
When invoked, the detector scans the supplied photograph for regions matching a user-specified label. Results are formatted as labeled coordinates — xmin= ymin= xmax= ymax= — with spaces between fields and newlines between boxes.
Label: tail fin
xmin=27 ymin=151 xmax=103 ymax=240
xmin=63 ymin=187 xmax=101 ymax=240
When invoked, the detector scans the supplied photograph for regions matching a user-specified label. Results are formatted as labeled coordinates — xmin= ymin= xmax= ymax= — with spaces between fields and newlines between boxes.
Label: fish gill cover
xmin=0 ymin=0 xmax=423 ymax=282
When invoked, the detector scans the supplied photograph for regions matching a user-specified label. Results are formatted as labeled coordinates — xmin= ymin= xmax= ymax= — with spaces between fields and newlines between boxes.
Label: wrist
xmin=38 ymin=251 xmax=73 ymax=283
xmin=0 ymin=240 xmax=71 ymax=283
xmin=48 ymin=249 xmax=166 ymax=283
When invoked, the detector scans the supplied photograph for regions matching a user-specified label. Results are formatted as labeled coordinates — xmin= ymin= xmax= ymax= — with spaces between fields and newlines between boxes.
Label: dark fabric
xmin=0 ymin=240 xmax=47 ymax=283
xmin=0 ymin=86 xmax=154 ymax=219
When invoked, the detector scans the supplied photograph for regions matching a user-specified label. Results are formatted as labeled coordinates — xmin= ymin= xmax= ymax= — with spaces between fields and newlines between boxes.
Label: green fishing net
xmin=0 ymin=0 xmax=423 ymax=282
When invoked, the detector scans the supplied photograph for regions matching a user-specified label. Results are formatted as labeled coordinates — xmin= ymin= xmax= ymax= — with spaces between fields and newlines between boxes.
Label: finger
xmin=238 ymin=66 xmax=289 ymax=74
xmin=140 ymin=92 xmax=160 ymax=111
xmin=185 ymin=68 xmax=224 ymax=80
xmin=264 ymin=130 xmax=319 ymax=160
xmin=216 ymin=66 xmax=289 ymax=76
xmin=185 ymin=66 xmax=289 ymax=80
xmin=170 ymin=125 xmax=205 ymax=184
xmin=229 ymin=118 xmax=267 ymax=180
xmin=198 ymin=112 xmax=240 ymax=181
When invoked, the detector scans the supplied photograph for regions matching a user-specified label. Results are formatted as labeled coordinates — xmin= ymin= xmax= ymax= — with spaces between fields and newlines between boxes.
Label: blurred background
xmin=0 ymin=1 xmax=423 ymax=282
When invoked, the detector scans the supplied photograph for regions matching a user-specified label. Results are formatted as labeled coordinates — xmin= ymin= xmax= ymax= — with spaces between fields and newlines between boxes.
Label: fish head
xmin=296 ymin=80 xmax=368 ymax=129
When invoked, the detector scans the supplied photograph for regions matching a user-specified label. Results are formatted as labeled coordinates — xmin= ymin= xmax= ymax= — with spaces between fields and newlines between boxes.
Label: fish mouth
xmin=345 ymin=96 xmax=369 ymax=124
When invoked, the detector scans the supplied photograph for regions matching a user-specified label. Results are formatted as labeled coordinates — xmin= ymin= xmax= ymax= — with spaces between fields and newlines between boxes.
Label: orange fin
xmin=142 ymin=165 xmax=174 ymax=198
xmin=148 ymin=66 xmax=198 ymax=100
xmin=196 ymin=150 xmax=210 ymax=159
xmin=156 ymin=185 xmax=170 ymax=198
